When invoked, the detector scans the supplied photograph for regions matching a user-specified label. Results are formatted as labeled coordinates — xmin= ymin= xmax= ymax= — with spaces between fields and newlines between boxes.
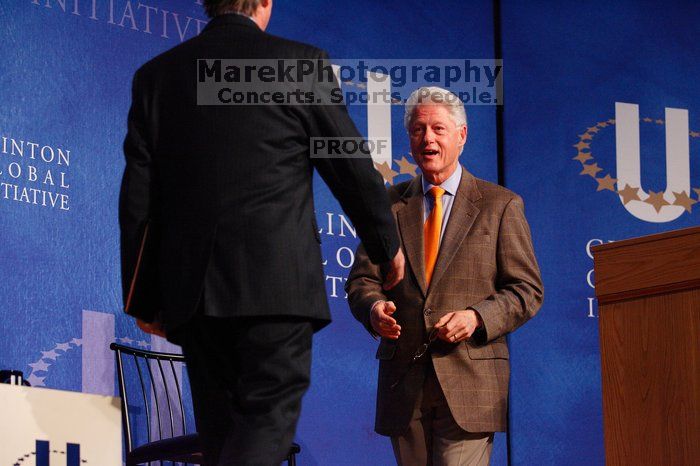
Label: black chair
xmin=110 ymin=343 xmax=301 ymax=465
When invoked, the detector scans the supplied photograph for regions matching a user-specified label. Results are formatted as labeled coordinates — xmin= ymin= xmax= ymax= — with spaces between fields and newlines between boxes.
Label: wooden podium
xmin=592 ymin=226 xmax=700 ymax=465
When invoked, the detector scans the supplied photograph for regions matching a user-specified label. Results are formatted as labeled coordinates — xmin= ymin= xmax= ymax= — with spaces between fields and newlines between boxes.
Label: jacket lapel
xmin=397 ymin=177 xmax=427 ymax=297
xmin=427 ymin=168 xmax=482 ymax=296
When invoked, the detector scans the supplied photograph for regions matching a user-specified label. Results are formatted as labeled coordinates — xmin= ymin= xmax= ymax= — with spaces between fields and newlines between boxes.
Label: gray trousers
xmin=391 ymin=362 xmax=493 ymax=466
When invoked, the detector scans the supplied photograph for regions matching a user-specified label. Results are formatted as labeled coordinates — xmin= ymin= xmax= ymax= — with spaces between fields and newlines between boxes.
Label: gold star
xmin=579 ymin=133 xmax=593 ymax=141
xmin=572 ymin=151 xmax=593 ymax=163
xmin=598 ymin=122 xmax=608 ymax=128
xmin=690 ymin=131 xmax=700 ymax=138
xmin=694 ymin=188 xmax=700 ymax=200
xmin=587 ymin=126 xmax=600 ymax=133
xmin=644 ymin=190 xmax=669 ymax=213
xmin=374 ymin=161 xmax=398 ymax=185
xmin=617 ymin=184 xmax=641 ymax=204
xmin=573 ymin=141 xmax=591 ymax=150
xmin=580 ymin=163 xmax=603 ymax=177
xmin=655 ymin=119 xmax=664 ymax=125
xmin=672 ymin=191 xmax=697 ymax=213
xmin=607 ymin=119 xmax=615 ymax=124
xmin=396 ymin=156 xmax=418 ymax=176
xmin=642 ymin=117 xmax=652 ymax=123
xmin=595 ymin=174 xmax=617 ymax=192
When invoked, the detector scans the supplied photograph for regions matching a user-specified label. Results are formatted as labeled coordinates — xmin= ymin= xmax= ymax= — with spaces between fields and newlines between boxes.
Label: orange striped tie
xmin=424 ymin=186 xmax=445 ymax=285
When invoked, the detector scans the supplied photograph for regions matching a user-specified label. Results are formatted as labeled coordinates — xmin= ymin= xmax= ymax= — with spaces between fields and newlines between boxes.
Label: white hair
xmin=403 ymin=86 xmax=468 ymax=130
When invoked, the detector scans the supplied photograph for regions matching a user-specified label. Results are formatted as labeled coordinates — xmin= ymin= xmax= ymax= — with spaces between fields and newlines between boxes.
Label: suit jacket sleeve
xmin=119 ymin=68 xmax=154 ymax=313
xmin=345 ymin=242 xmax=388 ymax=336
xmin=470 ymin=195 xmax=543 ymax=345
xmin=308 ymin=50 xmax=399 ymax=264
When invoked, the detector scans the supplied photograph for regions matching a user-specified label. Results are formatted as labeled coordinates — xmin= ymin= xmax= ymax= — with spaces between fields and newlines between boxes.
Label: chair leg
xmin=287 ymin=453 xmax=296 ymax=466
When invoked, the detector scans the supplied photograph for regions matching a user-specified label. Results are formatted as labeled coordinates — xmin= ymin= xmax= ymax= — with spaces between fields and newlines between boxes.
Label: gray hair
xmin=403 ymin=86 xmax=468 ymax=131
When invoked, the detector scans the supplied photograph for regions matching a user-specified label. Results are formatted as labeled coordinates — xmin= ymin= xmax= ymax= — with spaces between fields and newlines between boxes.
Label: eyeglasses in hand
xmin=390 ymin=326 xmax=441 ymax=391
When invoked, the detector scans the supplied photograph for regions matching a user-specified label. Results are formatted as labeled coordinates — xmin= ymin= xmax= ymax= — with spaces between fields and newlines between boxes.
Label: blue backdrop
xmin=1 ymin=0 xmax=698 ymax=464
xmin=500 ymin=1 xmax=700 ymax=464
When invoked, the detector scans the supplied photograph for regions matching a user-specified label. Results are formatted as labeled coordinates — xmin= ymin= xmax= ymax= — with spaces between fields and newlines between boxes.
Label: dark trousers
xmin=175 ymin=314 xmax=313 ymax=466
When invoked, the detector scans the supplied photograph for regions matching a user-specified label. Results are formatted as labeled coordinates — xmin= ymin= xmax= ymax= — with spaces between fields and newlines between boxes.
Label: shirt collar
xmin=421 ymin=165 xmax=462 ymax=197
xmin=230 ymin=10 xmax=256 ymax=22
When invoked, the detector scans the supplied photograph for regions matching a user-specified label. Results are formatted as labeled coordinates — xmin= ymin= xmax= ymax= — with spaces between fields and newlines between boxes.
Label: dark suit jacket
xmin=120 ymin=14 xmax=399 ymax=334
xmin=346 ymin=167 xmax=543 ymax=434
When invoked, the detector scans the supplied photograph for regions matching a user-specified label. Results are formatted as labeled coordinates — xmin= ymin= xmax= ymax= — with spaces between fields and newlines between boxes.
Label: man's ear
xmin=252 ymin=0 xmax=273 ymax=31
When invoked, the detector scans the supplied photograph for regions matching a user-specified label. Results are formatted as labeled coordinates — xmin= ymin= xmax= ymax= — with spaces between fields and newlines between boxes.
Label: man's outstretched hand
xmin=370 ymin=300 xmax=401 ymax=339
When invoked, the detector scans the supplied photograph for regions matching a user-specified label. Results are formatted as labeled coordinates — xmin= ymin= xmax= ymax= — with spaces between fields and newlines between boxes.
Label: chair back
xmin=110 ymin=342 xmax=190 ymax=454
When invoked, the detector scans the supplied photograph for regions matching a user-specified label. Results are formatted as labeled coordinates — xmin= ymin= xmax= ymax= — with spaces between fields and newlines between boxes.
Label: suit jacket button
xmin=424 ymin=308 xmax=432 ymax=316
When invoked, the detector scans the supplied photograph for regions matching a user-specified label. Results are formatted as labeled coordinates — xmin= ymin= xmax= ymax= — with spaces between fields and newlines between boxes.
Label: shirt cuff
xmin=368 ymin=300 xmax=385 ymax=339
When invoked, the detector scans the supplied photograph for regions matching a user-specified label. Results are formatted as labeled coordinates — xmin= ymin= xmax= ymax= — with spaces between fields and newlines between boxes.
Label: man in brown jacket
xmin=346 ymin=86 xmax=543 ymax=465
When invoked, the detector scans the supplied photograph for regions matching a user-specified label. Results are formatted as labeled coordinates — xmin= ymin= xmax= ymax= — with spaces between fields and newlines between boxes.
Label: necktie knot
xmin=428 ymin=186 xmax=446 ymax=200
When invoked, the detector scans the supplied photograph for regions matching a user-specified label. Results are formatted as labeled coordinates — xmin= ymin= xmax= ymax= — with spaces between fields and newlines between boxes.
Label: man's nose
xmin=423 ymin=128 xmax=436 ymax=144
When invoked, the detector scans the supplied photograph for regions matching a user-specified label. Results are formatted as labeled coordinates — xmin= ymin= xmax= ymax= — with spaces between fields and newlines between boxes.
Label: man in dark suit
xmin=346 ymin=86 xmax=543 ymax=465
xmin=119 ymin=1 xmax=404 ymax=464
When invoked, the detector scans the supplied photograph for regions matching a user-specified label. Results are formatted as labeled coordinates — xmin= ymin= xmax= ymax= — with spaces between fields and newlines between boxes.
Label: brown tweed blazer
xmin=346 ymin=167 xmax=543 ymax=435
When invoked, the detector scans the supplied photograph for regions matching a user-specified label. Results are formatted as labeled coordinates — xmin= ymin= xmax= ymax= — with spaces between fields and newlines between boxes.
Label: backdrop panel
xmin=0 ymin=1 xmax=498 ymax=465
xmin=500 ymin=0 xmax=700 ymax=464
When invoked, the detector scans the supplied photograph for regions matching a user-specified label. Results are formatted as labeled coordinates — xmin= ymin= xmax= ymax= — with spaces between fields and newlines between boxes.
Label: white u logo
xmin=331 ymin=66 xmax=393 ymax=168
xmin=615 ymin=102 xmax=691 ymax=222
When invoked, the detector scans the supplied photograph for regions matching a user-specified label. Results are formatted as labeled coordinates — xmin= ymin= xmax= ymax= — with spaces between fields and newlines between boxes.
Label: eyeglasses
xmin=390 ymin=326 xmax=440 ymax=391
